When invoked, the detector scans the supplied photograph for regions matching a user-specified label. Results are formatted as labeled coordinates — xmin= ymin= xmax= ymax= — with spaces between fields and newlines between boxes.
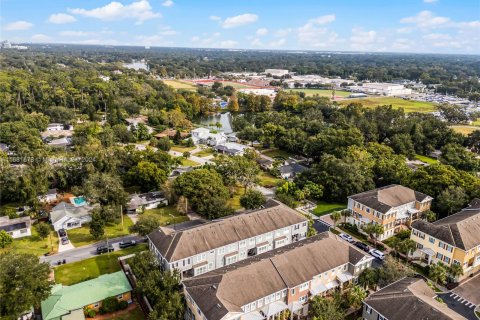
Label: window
xmin=446 ymin=245 xmax=453 ymax=253
xmin=378 ymin=315 xmax=385 ymax=320
xmin=302 ymin=222 xmax=307 ymax=227
xmin=94 ymin=303 xmax=99 ymax=308
xmin=291 ymin=288 xmax=295 ymax=295
xmin=365 ymin=305 xmax=372 ymax=314
xmin=225 ymin=255 xmax=237 ymax=265
xmin=436 ymin=252 xmax=443 ymax=260
xmin=244 ymin=304 xmax=251 ymax=312
xmin=239 ymin=240 xmax=246 ymax=248
xmin=250 ymin=301 xmax=256 ymax=310
xmin=299 ymin=282 xmax=309 ymax=291
xmin=249 ymin=238 xmax=255 ymax=245
xmin=276 ymin=292 xmax=281 ymax=300
xmin=429 ymin=237 xmax=435 ymax=244
xmin=20 ymin=229 xmax=28 ymax=234
xmin=444 ymin=256 xmax=451 ymax=264
xmin=299 ymin=295 xmax=308 ymax=303
xmin=257 ymin=299 xmax=263 ymax=307
xmin=282 ymin=289 xmax=287 ymax=297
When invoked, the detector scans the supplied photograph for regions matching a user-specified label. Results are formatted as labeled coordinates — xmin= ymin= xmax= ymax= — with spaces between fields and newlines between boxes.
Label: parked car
xmin=339 ymin=233 xmax=354 ymax=243
xmin=61 ymin=237 xmax=69 ymax=245
xmin=58 ymin=229 xmax=67 ymax=237
xmin=119 ymin=240 xmax=136 ymax=249
xmin=354 ymin=241 xmax=370 ymax=252
xmin=96 ymin=245 xmax=114 ymax=254
xmin=369 ymin=249 xmax=385 ymax=260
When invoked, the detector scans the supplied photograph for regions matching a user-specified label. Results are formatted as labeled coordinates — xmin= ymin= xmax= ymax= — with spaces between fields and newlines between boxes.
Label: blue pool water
xmin=73 ymin=196 xmax=87 ymax=206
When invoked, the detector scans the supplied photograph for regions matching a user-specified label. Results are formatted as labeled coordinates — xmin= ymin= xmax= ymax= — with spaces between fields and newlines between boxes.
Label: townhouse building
xmin=410 ymin=198 xmax=480 ymax=281
xmin=362 ymin=277 xmax=465 ymax=320
xmin=147 ymin=200 xmax=308 ymax=277
xmin=183 ymin=232 xmax=373 ymax=320
xmin=347 ymin=185 xmax=432 ymax=240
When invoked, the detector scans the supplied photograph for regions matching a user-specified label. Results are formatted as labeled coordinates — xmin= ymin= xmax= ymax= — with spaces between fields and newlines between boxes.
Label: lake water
xmin=195 ymin=112 xmax=234 ymax=134
xmin=123 ymin=60 xmax=149 ymax=71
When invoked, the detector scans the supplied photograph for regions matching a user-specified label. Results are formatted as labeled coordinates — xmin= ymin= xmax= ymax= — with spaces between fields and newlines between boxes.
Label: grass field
xmin=312 ymin=201 xmax=347 ymax=216
xmin=0 ymin=227 xmax=59 ymax=256
xmin=180 ymin=158 xmax=200 ymax=166
xmin=218 ymin=81 xmax=252 ymax=89
xmin=339 ymin=97 xmax=437 ymax=113
xmin=171 ymin=145 xmax=196 ymax=152
xmin=54 ymin=244 xmax=147 ymax=285
xmin=194 ymin=148 xmax=214 ymax=157
xmin=414 ymin=154 xmax=438 ymax=164
xmin=262 ymin=149 xmax=293 ymax=159
xmin=67 ymin=217 xmax=134 ymax=247
xmin=163 ymin=80 xmax=197 ymax=90
xmin=227 ymin=185 xmax=244 ymax=210
xmin=143 ymin=205 xmax=189 ymax=225
xmin=258 ymin=171 xmax=283 ymax=188
xmin=289 ymin=88 xmax=350 ymax=98
xmin=472 ymin=119 xmax=480 ymax=126
xmin=450 ymin=125 xmax=480 ymax=136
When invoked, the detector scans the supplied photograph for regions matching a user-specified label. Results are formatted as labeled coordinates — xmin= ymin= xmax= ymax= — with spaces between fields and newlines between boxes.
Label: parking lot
xmin=452 ymin=273 xmax=480 ymax=306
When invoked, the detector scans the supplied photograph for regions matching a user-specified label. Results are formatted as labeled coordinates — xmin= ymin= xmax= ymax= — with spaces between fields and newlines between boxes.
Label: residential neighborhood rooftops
xmin=50 ymin=201 xmax=93 ymax=225
xmin=349 ymin=184 xmax=431 ymax=213
xmin=148 ymin=200 xmax=308 ymax=262
xmin=0 ymin=216 xmax=31 ymax=233
xmin=411 ymin=198 xmax=480 ymax=251
xmin=183 ymin=232 xmax=371 ymax=320
xmin=41 ymin=271 xmax=132 ymax=320
xmin=364 ymin=277 xmax=466 ymax=320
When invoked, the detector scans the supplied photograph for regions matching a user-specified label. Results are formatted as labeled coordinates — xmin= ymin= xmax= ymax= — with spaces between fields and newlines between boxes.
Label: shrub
xmin=87 ymin=309 xmax=96 ymax=318
xmin=118 ymin=300 xmax=129 ymax=310
xmin=101 ymin=296 xmax=119 ymax=314
xmin=396 ymin=229 xmax=411 ymax=240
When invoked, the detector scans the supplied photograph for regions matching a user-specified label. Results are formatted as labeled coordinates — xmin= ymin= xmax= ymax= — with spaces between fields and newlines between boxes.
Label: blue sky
xmin=1 ymin=0 xmax=479 ymax=54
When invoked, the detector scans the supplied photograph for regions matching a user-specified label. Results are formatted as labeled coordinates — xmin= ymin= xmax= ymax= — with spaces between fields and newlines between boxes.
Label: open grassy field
xmin=0 ymin=227 xmax=59 ymax=256
xmin=289 ymin=88 xmax=350 ymax=98
xmin=414 ymin=154 xmax=438 ymax=164
xmin=450 ymin=125 xmax=480 ymax=136
xmin=180 ymin=158 xmax=200 ymax=166
xmin=339 ymin=97 xmax=437 ymax=113
xmin=227 ymin=185 xmax=244 ymax=210
xmin=312 ymin=201 xmax=347 ymax=216
xmin=262 ymin=149 xmax=293 ymax=159
xmin=472 ymin=119 xmax=480 ymax=126
xmin=143 ymin=205 xmax=189 ymax=225
xmin=258 ymin=171 xmax=283 ymax=188
xmin=163 ymin=80 xmax=197 ymax=90
xmin=54 ymin=244 xmax=147 ymax=285
xmin=194 ymin=147 xmax=214 ymax=157
xmin=171 ymin=145 xmax=196 ymax=152
xmin=67 ymin=216 xmax=134 ymax=247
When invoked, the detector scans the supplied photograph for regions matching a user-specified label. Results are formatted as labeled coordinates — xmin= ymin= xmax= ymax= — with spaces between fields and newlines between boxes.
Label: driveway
xmin=254 ymin=185 xmax=275 ymax=199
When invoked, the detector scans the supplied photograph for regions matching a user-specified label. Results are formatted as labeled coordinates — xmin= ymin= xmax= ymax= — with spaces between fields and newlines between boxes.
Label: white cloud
xmin=250 ymin=38 xmax=263 ymax=46
xmin=31 ymin=34 xmax=52 ymax=42
xmin=48 ymin=13 xmax=76 ymax=24
xmin=59 ymin=30 xmax=91 ymax=37
xmin=221 ymin=13 xmax=258 ymax=29
xmin=401 ymin=11 xmax=450 ymax=29
xmin=297 ymin=15 xmax=338 ymax=48
xmin=219 ymin=40 xmax=238 ymax=48
xmin=350 ymin=28 xmax=384 ymax=51
xmin=423 ymin=33 xmax=451 ymax=40
xmin=4 ymin=20 xmax=33 ymax=31
xmin=396 ymin=27 xmax=413 ymax=34
xmin=392 ymin=38 xmax=412 ymax=50
xmin=269 ymin=38 xmax=286 ymax=48
xmin=162 ymin=0 xmax=174 ymax=7
xmin=424 ymin=0 xmax=438 ymax=3
xmin=209 ymin=15 xmax=221 ymax=21
xmin=275 ymin=28 xmax=292 ymax=37
xmin=310 ymin=14 xmax=336 ymax=25
xmin=69 ymin=0 xmax=160 ymax=24
xmin=191 ymin=36 xmax=200 ymax=42
xmin=256 ymin=28 xmax=268 ymax=36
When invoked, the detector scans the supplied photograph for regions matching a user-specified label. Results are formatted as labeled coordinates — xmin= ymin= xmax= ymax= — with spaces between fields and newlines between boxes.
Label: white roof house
xmin=190 ymin=128 xmax=227 ymax=146
xmin=0 ymin=216 xmax=32 ymax=239
xmin=50 ymin=202 xmax=94 ymax=231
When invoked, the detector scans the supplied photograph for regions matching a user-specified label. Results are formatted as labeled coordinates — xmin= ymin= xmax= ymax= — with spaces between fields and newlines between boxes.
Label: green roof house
xmin=41 ymin=271 xmax=133 ymax=320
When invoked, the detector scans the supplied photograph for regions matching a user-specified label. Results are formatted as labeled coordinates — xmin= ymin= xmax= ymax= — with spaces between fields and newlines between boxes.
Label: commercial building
xmin=362 ymin=277 xmax=465 ymax=320
xmin=147 ymin=200 xmax=308 ymax=277
xmin=265 ymin=69 xmax=289 ymax=77
xmin=361 ymin=83 xmax=412 ymax=96
xmin=0 ymin=216 xmax=31 ymax=239
xmin=410 ymin=199 xmax=480 ymax=281
xmin=183 ymin=232 xmax=373 ymax=320
xmin=347 ymin=185 xmax=433 ymax=240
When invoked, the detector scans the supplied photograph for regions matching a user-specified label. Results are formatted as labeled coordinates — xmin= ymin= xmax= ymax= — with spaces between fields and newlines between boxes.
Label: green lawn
xmin=0 ymin=226 xmax=59 ymax=256
xmin=227 ymin=185 xmax=244 ymax=210
xmin=180 ymin=158 xmax=200 ymax=166
xmin=472 ymin=118 xmax=480 ymax=126
xmin=0 ymin=202 xmax=21 ymax=215
xmin=67 ymin=216 xmax=134 ymax=247
xmin=171 ymin=145 xmax=196 ymax=152
xmin=312 ymin=201 xmax=347 ymax=216
xmin=450 ymin=125 xmax=480 ymax=136
xmin=143 ymin=205 xmax=189 ymax=225
xmin=339 ymin=97 xmax=437 ymax=113
xmin=414 ymin=154 xmax=438 ymax=164
xmin=258 ymin=171 xmax=283 ymax=188
xmin=195 ymin=148 xmax=214 ymax=157
xmin=54 ymin=244 xmax=147 ymax=285
xmin=102 ymin=306 xmax=145 ymax=320
xmin=163 ymin=80 xmax=197 ymax=90
xmin=289 ymin=88 xmax=351 ymax=98
xmin=262 ymin=149 xmax=292 ymax=159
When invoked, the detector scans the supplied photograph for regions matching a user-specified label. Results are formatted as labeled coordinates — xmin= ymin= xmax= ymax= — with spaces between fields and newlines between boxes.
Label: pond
xmin=194 ymin=112 xmax=234 ymax=134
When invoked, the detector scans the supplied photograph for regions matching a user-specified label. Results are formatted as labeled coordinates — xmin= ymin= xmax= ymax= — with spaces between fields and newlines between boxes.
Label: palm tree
xmin=362 ymin=223 xmax=384 ymax=248
xmin=429 ymin=262 xmax=447 ymax=286
xmin=422 ymin=210 xmax=437 ymax=222
xmin=448 ymin=263 xmax=464 ymax=283
xmin=358 ymin=268 xmax=379 ymax=290
xmin=347 ymin=285 xmax=368 ymax=309
xmin=399 ymin=239 xmax=417 ymax=262
xmin=331 ymin=211 xmax=341 ymax=230
xmin=341 ymin=209 xmax=351 ymax=224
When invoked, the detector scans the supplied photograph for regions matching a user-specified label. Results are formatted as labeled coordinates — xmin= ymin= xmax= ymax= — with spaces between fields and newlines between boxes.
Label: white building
xmin=46 ymin=123 xmax=64 ymax=131
xmin=214 ymin=142 xmax=247 ymax=156
xmin=361 ymin=83 xmax=412 ymax=96
xmin=50 ymin=201 xmax=94 ymax=231
xmin=238 ymin=88 xmax=276 ymax=98
xmin=38 ymin=189 xmax=58 ymax=204
xmin=127 ymin=191 xmax=168 ymax=213
xmin=190 ymin=128 xmax=227 ymax=146
xmin=0 ymin=216 xmax=32 ymax=239
xmin=265 ymin=69 xmax=289 ymax=77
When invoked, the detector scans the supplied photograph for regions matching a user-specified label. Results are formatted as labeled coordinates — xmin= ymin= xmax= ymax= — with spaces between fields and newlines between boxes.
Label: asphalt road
xmin=437 ymin=292 xmax=477 ymax=320
xmin=39 ymin=234 xmax=144 ymax=266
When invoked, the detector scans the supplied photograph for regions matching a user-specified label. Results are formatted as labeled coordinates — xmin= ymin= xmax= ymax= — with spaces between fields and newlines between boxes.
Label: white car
xmin=339 ymin=233 xmax=354 ymax=243
xmin=369 ymin=249 xmax=385 ymax=260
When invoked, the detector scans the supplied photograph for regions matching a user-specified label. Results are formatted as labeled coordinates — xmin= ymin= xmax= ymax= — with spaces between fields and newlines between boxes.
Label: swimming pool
xmin=72 ymin=196 xmax=87 ymax=206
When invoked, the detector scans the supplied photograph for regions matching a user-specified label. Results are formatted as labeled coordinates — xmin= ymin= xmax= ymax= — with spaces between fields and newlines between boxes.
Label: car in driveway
xmin=96 ymin=245 xmax=114 ymax=254
xmin=119 ymin=240 xmax=136 ymax=249
xmin=354 ymin=241 xmax=370 ymax=252
xmin=58 ymin=229 xmax=67 ymax=237
xmin=369 ymin=249 xmax=385 ymax=260
xmin=61 ymin=237 xmax=69 ymax=245
xmin=339 ymin=233 xmax=355 ymax=243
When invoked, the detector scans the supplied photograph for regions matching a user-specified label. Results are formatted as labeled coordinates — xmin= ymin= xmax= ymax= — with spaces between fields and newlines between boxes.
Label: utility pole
xmin=106 ymin=234 xmax=110 ymax=258
xmin=49 ymin=232 xmax=53 ymax=253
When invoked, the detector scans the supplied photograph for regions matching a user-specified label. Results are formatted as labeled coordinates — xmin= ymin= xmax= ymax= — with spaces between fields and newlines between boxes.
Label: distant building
xmin=38 ymin=188 xmax=58 ymax=203
xmin=362 ymin=277 xmax=465 ymax=320
xmin=265 ymin=69 xmax=289 ymax=77
xmin=214 ymin=142 xmax=247 ymax=156
xmin=348 ymin=93 xmax=367 ymax=98
xmin=41 ymin=271 xmax=133 ymax=320
xmin=0 ymin=216 xmax=32 ymax=239
xmin=238 ymin=88 xmax=276 ymax=98
xmin=410 ymin=198 xmax=480 ymax=281
xmin=127 ymin=191 xmax=168 ymax=213
xmin=361 ymin=83 xmax=412 ymax=96
xmin=278 ymin=161 xmax=307 ymax=179
xmin=347 ymin=185 xmax=433 ymax=240
xmin=47 ymin=137 xmax=71 ymax=149
xmin=46 ymin=123 xmax=64 ymax=131
xmin=190 ymin=128 xmax=227 ymax=146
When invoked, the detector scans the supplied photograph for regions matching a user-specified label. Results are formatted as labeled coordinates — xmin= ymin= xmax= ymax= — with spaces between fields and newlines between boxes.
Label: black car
xmin=96 ymin=245 xmax=114 ymax=254
xmin=354 ymin=241 xmax=370 ymax=252
xmin=58 ymin=229 xmax=67 ymax=237
xmin=119 ymin=240 xmax=136 ymax=249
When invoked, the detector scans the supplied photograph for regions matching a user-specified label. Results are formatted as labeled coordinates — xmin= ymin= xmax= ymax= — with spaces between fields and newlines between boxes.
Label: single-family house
xmin=410 ymin=198 xmax=480 ymax=281
xmin=278 ymin=161 xmax=307 ymax=179
xmin=0 ymin=216 xmax=32 ymax=239
xmin=257 ymin=158 xmax=274 ymax=170
xmin=347 ymin=185 xmax=433 ymax=240
xmin=41 ymin=271 xmax=133 ymax=320
xmin=214 ymin=142 xmax=247 ymax=156
xmin=362 ymin=277 xmax=465 ymax=320
xmin=127 ymin=191 xmax=168 ymax=213
xmin=38 ymin=189 xmax=58 ymax=203
xmin=190 ymin=128 xmax=227 ymax=146
xmin=154 ymin=129 xmax=189 ymax=139
xmin=50 ymin=201 xmax=94 ymax=231
xmin=183 ymin=232 xmax=373 ymax=320
xmin=47 ymin=123 xmax=64 ymax=131
xmin=125 ymin=116 xmax=154 ymax=134
xmin=48 ymin=137 xmax=71 ymax=149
